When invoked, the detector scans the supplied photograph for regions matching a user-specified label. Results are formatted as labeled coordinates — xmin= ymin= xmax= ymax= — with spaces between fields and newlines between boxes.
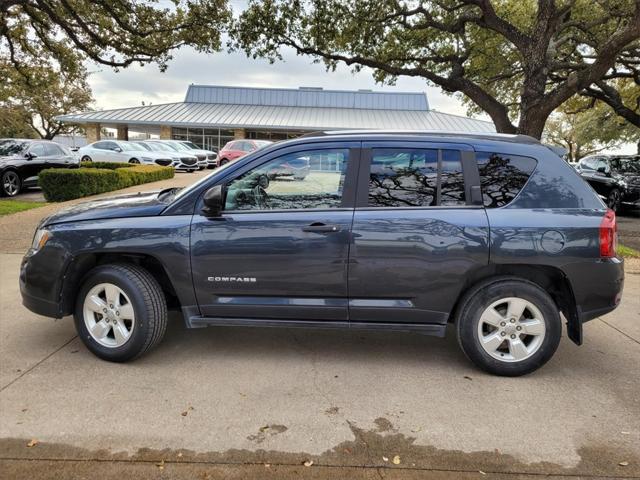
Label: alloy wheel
xmin=3 ymin=171 xmax=20 ymax=196
xmin=83 ymin=283 xmax=136 ymax=348
xmin=477 ymin=297 xmax=546 ymax=362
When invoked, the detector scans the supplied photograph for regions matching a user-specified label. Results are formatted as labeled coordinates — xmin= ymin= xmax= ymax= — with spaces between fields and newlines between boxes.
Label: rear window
xmin=476 ymin=152 xmax=537 ymax=208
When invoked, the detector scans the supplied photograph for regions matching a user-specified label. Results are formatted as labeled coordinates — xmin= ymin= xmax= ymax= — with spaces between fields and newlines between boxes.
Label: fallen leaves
xmin=181 ymin=406 xmax=194 ymax=417
xmin=303 ymin=459 xmax=314 ymax=467
xmin=156 ymin=460 xmax=165 ymax=470
xmin=392 ymin=455 xmax=401 ymax=465
xmin=26 ymin=439 xmax=38 ymax=448
xmin=619 ymin=461 xmax=629 ymax=467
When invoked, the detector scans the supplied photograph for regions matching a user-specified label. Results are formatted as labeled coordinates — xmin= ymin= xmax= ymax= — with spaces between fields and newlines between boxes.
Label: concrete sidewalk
xmin=1 ymin=250 xmax=639 ymax=478
xmin=1 ymin=173 xmax=639 ymax=478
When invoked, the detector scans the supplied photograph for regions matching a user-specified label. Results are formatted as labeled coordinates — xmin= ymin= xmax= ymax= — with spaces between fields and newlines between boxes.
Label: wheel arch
xmin=450 ymin=263 xmax=580 ymax=344
xmin=61 ymin=252 xmax=182 ymax=315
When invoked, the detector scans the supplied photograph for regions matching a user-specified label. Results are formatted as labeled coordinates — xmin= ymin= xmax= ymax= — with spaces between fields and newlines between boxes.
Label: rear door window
xmin=476 ymin=152 xmax=537 ymax=208
xmin=368 ymin=148 xmax=466 ymax=207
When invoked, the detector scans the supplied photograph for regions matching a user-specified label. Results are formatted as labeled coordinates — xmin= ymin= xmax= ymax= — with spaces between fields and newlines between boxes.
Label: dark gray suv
xmin=20 ymin=132 xmax=624 ymax=376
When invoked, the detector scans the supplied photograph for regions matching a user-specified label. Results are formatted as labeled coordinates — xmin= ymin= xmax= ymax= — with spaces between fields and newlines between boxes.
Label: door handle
xmin=302 ymin=222 xmax=341 ymax=233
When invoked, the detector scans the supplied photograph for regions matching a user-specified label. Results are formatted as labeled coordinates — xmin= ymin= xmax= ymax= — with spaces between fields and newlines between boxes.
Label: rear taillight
xmin=599 ymin=209 xmax=617 ymax=258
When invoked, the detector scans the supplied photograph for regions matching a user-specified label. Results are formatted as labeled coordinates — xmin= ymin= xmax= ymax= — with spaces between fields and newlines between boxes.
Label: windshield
xmin=0 ymin=140 xmax=28 ymax=156
xmin=134 ymin=142 xmax=152 ymax=151
xmin=611 ymin=157 xmax=640 ymax=174
xmin=122 ymin=142 xmax=146 ymax=152
xmin=169 ymin=142 xmax=190 ymax=151
xmin=146 ymin=142 xmax=174 ymax=152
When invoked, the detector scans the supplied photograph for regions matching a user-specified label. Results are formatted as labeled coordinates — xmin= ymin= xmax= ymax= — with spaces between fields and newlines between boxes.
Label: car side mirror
xmin=114 ymin=147 xmax=122 ymax=153
xmin=24 ymin=152 xmax=36 ymax=159
xmin=202 ymin=184 xmax=226 ymax=217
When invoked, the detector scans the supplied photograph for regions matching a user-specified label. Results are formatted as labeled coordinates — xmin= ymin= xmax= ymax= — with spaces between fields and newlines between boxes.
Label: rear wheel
xmin=1 ymin=170 xmax=21 ymax=197
xmin=129 ymin=158 xmax=140 ymax=164
xmin=74 ymin=264 xmax=167 ymax=362
xmin=219 ymin=159 xmax=229 ymax=166
xmin=81 ymin=155 xmax=92 ymax=162
xmin=456 ymin=277 xmax=561 ymax=376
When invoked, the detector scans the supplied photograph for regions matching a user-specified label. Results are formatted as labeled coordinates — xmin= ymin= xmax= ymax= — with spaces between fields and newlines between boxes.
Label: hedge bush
xmin=39 ymin=164 xmax=174 ymax=202
xmin=80 ymin=161 xmax=134 ymax=170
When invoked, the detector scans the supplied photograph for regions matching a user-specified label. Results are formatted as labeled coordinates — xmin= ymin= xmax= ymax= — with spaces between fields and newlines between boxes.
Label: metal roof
xmin=184 ymin=85 xmax=429 ymax=110
xmin=57 ymin=102 xmax=494 ymax=133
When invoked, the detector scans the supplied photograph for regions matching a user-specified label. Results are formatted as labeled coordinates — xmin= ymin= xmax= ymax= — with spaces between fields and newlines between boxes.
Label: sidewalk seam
xmin=597 ymin=318 xmax=640 ymax=345
xmin=1 ymin=457 xmax=638 ymax=479
xmin=0 ymin=335 xmax=77 ymax=393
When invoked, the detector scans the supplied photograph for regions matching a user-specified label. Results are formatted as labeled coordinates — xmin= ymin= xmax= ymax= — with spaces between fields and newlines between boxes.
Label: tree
xmin=1 ymin=0 xmax=230 ymax=74
xmin=0 ymin=61 xmax=93 ymax=139
xmin=232 ymin=0 xmax=640 ymax=139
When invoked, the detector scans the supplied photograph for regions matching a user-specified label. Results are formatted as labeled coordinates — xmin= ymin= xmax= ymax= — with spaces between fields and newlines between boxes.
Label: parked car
xmin=78 ymin=141 xmax=174 ymax=167
xmin=266 ymin=156 xmax=310 ymax=181
xmin=218 ymin=140 xmax=273 ymax=165
xmin=575 ymin=154 xmax=640 ymax=211
xmin=0 ymin=139 xmax=78 ymax=197
xmin=147 ymin=140 xmax=209 ymax=170
xmin=175 ymin=141 xmax=219 ymax=169
xmin=132 ymin=141 xmax=199 ymax=172
xmin=20 ymin=131 xmax=623 ymax=376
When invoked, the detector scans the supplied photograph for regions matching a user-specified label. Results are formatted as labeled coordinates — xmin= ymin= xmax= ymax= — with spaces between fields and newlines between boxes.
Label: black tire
xmin=129 ymin=158 xmax=140 ymax=164
xmin=455 ymin=277 xmax=561 ymax=376
xmin=1 ymin=170 xmax=22 ymax=197
xmin=81 ymin=156 xmax=92 ymax=162
xmin=219 ymin=159 xmax=228 ymax=166
xmin=607 ymin=188 xmax=621 ymax=212
xmin=74 ymin=264 xmax=168 ymax=362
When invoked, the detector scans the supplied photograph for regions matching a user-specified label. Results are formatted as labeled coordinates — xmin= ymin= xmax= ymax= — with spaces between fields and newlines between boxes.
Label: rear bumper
xmin=564 ymin=257 xmax=624 ymax=323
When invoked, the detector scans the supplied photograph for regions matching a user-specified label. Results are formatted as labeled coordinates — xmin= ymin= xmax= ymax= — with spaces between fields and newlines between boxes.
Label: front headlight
xmin=31 ymin=228 xmax=51 ymax=251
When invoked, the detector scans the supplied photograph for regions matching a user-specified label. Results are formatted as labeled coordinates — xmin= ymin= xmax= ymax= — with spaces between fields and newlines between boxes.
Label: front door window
xmin=224 ymin=149 xmax=350 ymax=211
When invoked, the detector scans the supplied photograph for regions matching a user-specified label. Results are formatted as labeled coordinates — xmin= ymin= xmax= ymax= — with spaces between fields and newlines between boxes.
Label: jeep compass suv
xmin=20 ymin=132 xmax=623 ymax=376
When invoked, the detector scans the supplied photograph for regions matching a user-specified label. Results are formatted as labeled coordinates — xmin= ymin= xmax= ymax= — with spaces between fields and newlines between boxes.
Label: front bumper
xmin=20 ymin=247 xmax=70 ymax=319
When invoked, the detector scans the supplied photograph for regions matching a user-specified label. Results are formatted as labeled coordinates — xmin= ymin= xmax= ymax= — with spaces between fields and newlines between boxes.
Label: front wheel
xmin=129 ymin=158 xmax=140 ymax=164
xmin=1 ymin=170 xmax=21 ymax=197
xmin=74 ymin=264 xmax=167 ymax=362
xmin=81 ymin=156 xmax=92 ymax=162
xmin=456 ymin=278 xmax=561 ymax=376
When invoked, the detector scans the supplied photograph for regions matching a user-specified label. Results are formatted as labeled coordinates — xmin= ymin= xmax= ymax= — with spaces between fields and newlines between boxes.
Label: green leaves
xmin=1 ymin=1 xmax=231 ymax=73
xmin=230 ymin=0 xmax=640 ymax=138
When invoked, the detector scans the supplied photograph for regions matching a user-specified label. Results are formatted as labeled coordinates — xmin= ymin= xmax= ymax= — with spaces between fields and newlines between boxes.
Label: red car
xmin=218 ymin=140 xmax=272 ymax=165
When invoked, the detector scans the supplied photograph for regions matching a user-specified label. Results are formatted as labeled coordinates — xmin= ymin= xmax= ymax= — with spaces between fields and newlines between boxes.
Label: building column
xmin=85 ymin=123 xmax=101 ymax=143
xmin=160 ymin=125 xmax=172 ymax=139
xmin=116 ymin=124 xmax=129 ymax=141
xmin=233 ymin=128 xmax=246 ymax=140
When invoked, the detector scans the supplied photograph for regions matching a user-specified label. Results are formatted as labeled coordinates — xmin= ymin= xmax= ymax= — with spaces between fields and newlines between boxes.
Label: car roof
xmin=300 ymin=129 xmax=541 ymax=145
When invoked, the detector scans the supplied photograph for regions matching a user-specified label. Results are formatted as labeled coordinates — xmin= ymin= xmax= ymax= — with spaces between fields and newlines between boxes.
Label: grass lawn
xmin=619 ymin=244 xmax=640 ymax=259
xmin=0 ymin=199 xmax=48 ymax=216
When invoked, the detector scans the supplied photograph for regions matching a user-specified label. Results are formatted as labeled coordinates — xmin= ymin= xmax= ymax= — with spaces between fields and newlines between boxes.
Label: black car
xmin=575 ymin=154 xmax=640 ymax=211
xmin=0 ymin=139 xmax=79 ymax=197
xmin=20 ymin=131 xmax=623 ymax=376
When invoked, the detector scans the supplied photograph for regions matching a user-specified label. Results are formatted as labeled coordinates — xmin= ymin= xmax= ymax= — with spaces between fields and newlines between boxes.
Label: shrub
xmin=39 ymin=165 xmax=174 ymax=202
xmin=80 ymin=161 xmax=134 ymax=170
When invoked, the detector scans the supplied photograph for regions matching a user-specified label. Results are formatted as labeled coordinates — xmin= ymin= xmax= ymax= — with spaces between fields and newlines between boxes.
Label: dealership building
xmin=57 ymin=84 xmax=494 ymax=151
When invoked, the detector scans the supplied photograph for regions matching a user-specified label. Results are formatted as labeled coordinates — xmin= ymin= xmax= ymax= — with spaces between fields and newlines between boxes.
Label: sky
xmin=87 ymin=46 xmax=472 ymax=117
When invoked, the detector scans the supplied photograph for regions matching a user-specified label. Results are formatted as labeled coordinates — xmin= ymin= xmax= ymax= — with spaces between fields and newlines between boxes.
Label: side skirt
xmin=187 ymin=316 xmax=447 ymax=337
